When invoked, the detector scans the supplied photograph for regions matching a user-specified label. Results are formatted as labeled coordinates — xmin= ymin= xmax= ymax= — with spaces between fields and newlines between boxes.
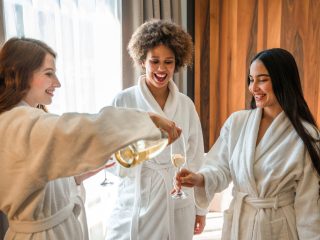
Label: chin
xmin=43 ymin=99 xmax=52 ymax=105
xmin=255 ymin=103 xmax=264 ymax=108
xmin=156 ymin=80 xmax=169 ymax=87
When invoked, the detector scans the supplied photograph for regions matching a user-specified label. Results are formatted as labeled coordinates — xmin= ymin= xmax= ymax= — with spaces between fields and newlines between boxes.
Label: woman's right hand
xmin=148 ymin=112 xmax=181 ymax=144
xmin=175 ymin=168 xmax=205 ymax=188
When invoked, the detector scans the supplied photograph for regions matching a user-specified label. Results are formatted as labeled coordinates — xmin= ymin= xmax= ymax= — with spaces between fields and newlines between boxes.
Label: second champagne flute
xmin=171 ymin=134 xmax=187 ymax=199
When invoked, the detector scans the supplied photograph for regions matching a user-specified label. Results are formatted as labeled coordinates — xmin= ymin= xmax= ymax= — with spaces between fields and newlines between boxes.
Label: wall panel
xmin=195 ymin=0 xmax=320 ymax=151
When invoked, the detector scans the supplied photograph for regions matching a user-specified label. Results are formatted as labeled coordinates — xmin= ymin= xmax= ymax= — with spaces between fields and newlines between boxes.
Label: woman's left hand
xmin=194 ymin=214 xmax=206 ymax=235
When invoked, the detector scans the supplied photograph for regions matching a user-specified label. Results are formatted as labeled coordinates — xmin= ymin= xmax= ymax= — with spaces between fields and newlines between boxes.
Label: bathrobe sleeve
xmin=194 ymin=114 xmax=234 ymax=209
xmin=184 ymin=102 xmax=207 ymax=215
xmin=0 ymin=106 xmax=161 ymax=192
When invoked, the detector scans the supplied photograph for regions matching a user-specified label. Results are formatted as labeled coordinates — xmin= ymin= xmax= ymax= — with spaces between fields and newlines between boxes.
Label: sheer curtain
xmin=2 ymin=0 xmax=121 ymax=239
xmin=3 ymin=0 xmax=121 ymax=114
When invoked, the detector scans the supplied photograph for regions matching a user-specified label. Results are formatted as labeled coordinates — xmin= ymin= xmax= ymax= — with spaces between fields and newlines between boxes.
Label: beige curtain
xmin=121 ymin=0 xmax=185 ymax=91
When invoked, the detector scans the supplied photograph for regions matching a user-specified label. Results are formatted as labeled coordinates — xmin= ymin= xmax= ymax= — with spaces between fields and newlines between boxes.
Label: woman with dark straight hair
xmin=250 ymin=49 xmax=320 ymax=178
xmin=176 ymin=48 xmax=320 ymax=239
xmin=0 ymin=37 xmax=181 ymax=240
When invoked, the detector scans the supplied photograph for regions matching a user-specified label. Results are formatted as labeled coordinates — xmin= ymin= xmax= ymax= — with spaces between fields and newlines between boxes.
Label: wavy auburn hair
xmin=0 ymin=37 xmax=56 ymax=114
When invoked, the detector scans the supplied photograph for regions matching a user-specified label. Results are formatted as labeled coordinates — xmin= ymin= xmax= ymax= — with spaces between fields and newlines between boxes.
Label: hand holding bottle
xmin=114 ymin=113 xmax=182 ymax=168
xmin=148 ymin=112 xmax=182 ymax=144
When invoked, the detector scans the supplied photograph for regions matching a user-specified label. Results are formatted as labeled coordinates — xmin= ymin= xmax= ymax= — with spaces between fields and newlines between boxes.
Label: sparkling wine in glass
xmin=171 ymin=134 xmax=187 ymax=199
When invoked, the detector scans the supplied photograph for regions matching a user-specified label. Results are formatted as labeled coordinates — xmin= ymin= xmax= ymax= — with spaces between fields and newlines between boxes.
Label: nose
xmin=53 ymin=76 xmax=61 ymax=88
xmin=250 ymin=80 xmax=259 ymax=92
xmin=158 ymin=63 xmax=167 ymax=71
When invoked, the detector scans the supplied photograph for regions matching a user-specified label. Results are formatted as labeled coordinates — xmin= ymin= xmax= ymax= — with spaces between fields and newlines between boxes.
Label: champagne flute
xmin=171 ymin=134 xmax=187 ymax=199
xmin=100 ymin=158 xmax=115 ymax=186
xmin=100 ymin=168 xmax=113 ymax=186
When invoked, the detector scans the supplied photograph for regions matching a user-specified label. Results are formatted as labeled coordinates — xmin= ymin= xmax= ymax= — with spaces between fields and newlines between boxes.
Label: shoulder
xmin=0 ymin=106 xmax=48 ymax=137
xmin=1 ymin=106 xmax=44 ymax=119
xmin=219 ymin=109 xmax=254 ymax=139
xmin=112 ymin=86 xmax=138 ymax=106
xmin=176 ymin=92 xmax=197 ymax=110
xmin=114 ymin=85 xmax=137 ymax=99
xmin=226 ymin=109 xmax=253 ymax=126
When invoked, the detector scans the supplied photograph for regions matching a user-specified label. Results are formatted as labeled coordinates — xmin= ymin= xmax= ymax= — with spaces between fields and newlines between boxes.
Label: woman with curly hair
xmin=106 ymin=19 xmax=206 ymax=240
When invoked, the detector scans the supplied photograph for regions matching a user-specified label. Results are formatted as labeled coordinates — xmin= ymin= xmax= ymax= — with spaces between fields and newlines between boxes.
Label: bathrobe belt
xmin=9 ymin=196 xmax=84 ymax=234
xmin=130 ymin=162 xmax=175 ymax=240
xmin=231 ymin=190 xmax=295 ymax=240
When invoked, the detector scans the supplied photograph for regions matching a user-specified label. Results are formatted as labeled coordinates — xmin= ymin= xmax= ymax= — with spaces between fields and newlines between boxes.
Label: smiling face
xmin=249 ymin=60 xmax=282 ymax=114
xmin=143 ymin=44 xmax=175 ymax=93
xmin=23 ymin=53 xmax=61 ymax=107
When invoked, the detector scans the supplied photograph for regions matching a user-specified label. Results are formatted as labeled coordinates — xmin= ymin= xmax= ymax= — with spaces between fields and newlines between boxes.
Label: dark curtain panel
xmin=186 ymin=0 xmax=195 ymax=100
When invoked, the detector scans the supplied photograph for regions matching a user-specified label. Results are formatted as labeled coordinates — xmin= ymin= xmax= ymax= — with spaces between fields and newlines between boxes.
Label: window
xmin=3 ymin=0 xmax=121 ymax=114
xmin=3 ymin=0 xmax=121 ymax=238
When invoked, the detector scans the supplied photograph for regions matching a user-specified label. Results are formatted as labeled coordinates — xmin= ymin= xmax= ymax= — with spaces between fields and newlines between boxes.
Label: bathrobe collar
xmin=138 ymin=75 xmax=179 ymax=119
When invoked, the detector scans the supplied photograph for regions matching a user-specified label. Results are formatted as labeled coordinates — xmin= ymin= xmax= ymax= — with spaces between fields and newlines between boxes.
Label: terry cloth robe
xmin=106 ymin=76 xmax=206 ymax=240
xmin=194 ymin=108 xmax=320 ymax=240
xmin=0 ymin=101 xmax=162 ymax=240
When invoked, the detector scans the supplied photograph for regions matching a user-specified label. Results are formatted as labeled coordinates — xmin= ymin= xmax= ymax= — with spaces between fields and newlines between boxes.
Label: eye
xmin=45 ymin=71 xmax=56 ymax=78
xmin=258 ymin=78 xmax=268 ymax=83
xmin=165 ymin=60 xmax=174 ymax=64
xmin=150 ymin=59 xmax=159 ymax=64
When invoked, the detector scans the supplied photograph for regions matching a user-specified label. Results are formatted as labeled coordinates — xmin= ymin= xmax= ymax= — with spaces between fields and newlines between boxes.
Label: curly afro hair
xmin=127 ymin=19 xmax=194 ymax=72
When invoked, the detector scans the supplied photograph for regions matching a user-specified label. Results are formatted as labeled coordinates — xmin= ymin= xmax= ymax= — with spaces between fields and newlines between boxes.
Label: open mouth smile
xmin=154 ymin=73 xmax=167 ymax=82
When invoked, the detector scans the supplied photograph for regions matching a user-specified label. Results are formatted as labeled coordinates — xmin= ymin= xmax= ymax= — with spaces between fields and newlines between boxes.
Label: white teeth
xmin=155 ymin=73 xmax=166 ymax=77
xmin=154 ymin=73 xmax=168 ymax=82
xmin=254 ymin=94 xmax=265 ymax=100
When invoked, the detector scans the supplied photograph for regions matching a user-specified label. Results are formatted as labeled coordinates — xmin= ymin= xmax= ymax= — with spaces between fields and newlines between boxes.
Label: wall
xmin=195 ymin=0 xmax=320 ymax=151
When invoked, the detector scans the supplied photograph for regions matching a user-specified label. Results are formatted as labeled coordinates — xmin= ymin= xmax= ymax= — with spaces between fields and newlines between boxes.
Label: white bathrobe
xmin=106 ymin=76 xmax=206 ymax=240
xmin=0 ymin=102 xmax=162 ymax=240
xmin=195 ymin=108 xmax=320 ymax=240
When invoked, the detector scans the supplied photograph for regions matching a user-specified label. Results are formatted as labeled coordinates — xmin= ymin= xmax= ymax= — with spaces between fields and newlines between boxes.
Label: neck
xmin=146 ymin=81 xmax=169 ymax=109
xmin=262 ymin=106 xmax=282 ymax=120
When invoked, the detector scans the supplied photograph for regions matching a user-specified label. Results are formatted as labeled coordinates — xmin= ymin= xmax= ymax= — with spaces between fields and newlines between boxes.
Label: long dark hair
xmin=0 ymin=37 xmax=56 ymax=114
xmin=248 ymin=48 xmax=320 ymax=179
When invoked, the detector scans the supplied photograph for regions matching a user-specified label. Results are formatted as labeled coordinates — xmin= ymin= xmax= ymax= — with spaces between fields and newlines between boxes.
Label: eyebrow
xmin=248 ymin=74 xmax=270 ymax=78
xmin=150 ymin=56 xmax=175 ymax=59
xmin=42 ymin=67 xmax=55 ymax=71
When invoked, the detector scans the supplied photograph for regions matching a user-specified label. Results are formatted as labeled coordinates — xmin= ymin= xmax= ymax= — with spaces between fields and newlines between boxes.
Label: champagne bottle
xmin=114 ymin=131 xmax=168 ymax=168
